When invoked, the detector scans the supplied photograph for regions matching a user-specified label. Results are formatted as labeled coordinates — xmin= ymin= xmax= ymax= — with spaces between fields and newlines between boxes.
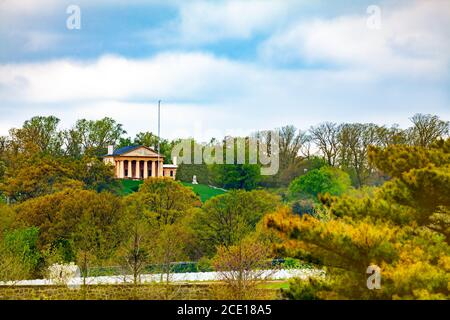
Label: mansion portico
xmin=103 ymin=145 xmax=177 ymax=180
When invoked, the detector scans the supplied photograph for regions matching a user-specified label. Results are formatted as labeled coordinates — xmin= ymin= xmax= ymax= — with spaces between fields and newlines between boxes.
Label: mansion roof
xmin=104 ymin=145 xmax=164 ymax=158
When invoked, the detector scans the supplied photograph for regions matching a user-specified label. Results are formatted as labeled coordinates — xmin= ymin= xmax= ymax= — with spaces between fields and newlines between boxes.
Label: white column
xmin=144 ymin=161 xmax=148 ymax=179
xmin=128 ymin=160 xmax=132 ymax=178
xmin=159 ymin=160 xmax=163 ymax=177
xmin=119 ymin=160 xmax=124 ymax=178
xmin=151 ymin=160 xmax=156 ymax=177
xmin=136 ymin=161 xmax=141 ymax=179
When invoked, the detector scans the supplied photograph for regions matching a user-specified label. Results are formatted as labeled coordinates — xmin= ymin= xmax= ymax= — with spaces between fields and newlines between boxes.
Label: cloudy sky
xmin=0 ymin=0 xmax=449 ymax=141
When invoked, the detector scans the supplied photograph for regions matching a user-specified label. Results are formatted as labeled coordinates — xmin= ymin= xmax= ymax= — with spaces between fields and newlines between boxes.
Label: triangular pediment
xmin=121 ymin=146 xmax=162 ymax=157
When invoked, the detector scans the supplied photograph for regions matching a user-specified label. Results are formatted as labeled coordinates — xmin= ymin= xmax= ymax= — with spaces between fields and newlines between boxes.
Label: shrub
xmin=292 ymin=199 xmax=315 ymax=216
xmin=289 ymin=166 xmax=351 ymax=198
xmin=281 ymin=277 xmax=331 ymax=300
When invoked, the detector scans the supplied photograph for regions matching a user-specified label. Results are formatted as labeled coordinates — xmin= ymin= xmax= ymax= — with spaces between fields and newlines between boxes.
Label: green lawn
xmin=181 ymin=182 xmax=226 ymax=202
xmin=119 ymin=179 xmax=143 ymax=195
xmin=118 ymin=179 xmax=226 ymax=202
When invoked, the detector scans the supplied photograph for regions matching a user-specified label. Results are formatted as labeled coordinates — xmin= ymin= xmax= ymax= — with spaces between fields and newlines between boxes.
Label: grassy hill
xmin=181 ymin=182 xmax=226 ymax=202
xmin=119 ymin=179 xmax=226 ymax=202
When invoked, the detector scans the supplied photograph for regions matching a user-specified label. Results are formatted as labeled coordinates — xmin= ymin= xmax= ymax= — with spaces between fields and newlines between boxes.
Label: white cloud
xmin=177 ymin=0 xmax=292 ymax=43
xmin=1 ymin=50 xmax=448 ymax=141
xmin=0 ymin=1 xmax=448 ymax=140
xmin=260 ymin=0 xmax=450 ymax=77
xmin=0 ymin=51 xmax=375 ymax=105
xmin=0 ymin=53 xmax=258 ymax=104
xmin=140 ymin=0 xmax=300 ymax=46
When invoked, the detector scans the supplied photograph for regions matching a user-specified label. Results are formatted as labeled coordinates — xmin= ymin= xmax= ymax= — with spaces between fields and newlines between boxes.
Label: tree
xmin=0 ymin=156 xmax=83 ymax=202
xmin=278 ymin=125 xmax=309 ymax=169
xmin=265 ymin=139 xmax=450 ymax=299
xmin=62 ymin=128 xmax=83 ymax=158
xmin=116 ymin=193 xmax=153 ymax=285
xmin=192 ymin=190 xmax=280 ymax=256
xmin=73 ymin=117 xmax=126 ymax=157
xmin=151 ymin=223 xmax=189 ymax=299
xmin=73 ymin=156 xmax=119 ymax=193
xmin=338 ymin=123 xmax=381 ymax=187
xmin=289 ymin=166 xmax=351 ymax=198
xmin=14 ymin=189 xmax=124 ymax=263
xmin=137 ymin=178 xmax=201 ymax=226
xmin=134 ymin=132 xmax=179 ymax=163
xmin=257 ymin=126 xmax=309 ymax=188
xmin=8 ymin=116 xmax=63 ymax=157
xmin=211 ymin=164 xmax=261 ymax=190
xmin=310 ymin=122 xmax=341 ymax=166
xmin=281 ymin=277 xmax=332 ymax=300
xmin=176 ymin=163 xmax=210 ymax=184
xmin=0 ymin=203 xmax=15 ymax=237
xmin=116 ymin=137 xmax=135 ymax=150
xmin=0 ymin=227 xmax=42 ymax=280
xmin=212 ymin=238 xmax=273 ymax=300
xmin=409 ymin=114 xmax=449 ymax=147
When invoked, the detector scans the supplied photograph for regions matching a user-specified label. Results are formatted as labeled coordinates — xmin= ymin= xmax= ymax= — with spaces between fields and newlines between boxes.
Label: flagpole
xmin=157 ymin=100 xmax=161 ymax=177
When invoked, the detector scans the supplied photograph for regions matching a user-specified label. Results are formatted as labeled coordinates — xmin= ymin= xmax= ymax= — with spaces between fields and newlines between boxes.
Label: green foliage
xmin=1 ymin=227 xmax=42 ymax=278
xmin=281 ymin=277 xmax=332 ymax=300
xmin=43 ymin=238 xmax=75 ymax=265
xmin=266 ymin=139 xmax=450 ymax=299
xmin=192 ymin=190 xmax=281 ymax=256
xmin=281 ymin=258 xmax=302 ymax=269
xmin=71 ymin=117 xmax=126 ymax=157
xmin=197 ymin=256 xmax=213 ymax=272
xmin=0 ymin=203 xmax=15 ymax=236
xmin=137 ymin=178 xmax=201 ymax=226
xmin=211 ymin=164 xmax=261 ymax=190
xmin=289 ymin=166 xmax=351 ymax=198
xmin=176 ymin=163 xmax=210 ymax=184
xmin=119 ymin=179 xmax=143 ymax=195
xmin=291 ymin=199 xmax=316 ymax=216
xmin=74 ymin=157 xmax=119 ymax=193
xmin=0 ymin=160 xmax=6 ymax=181
xmin=9 ymin=116 xmax=63 ymax=157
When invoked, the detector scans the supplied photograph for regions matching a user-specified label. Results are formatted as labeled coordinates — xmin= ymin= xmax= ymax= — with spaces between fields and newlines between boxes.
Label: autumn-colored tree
xmin=136 ymin=177 xmax=201 ymax=226
xmin=0 ymin=156 xmax=83 ymax=202
xmin=0 ymin=203 xmax=15 ymax=237
xmin=192 ymin=190 xmax=281 ymax=257
xmin=265 ymin=139 xmax=450 ymax=299
xmin=14 ymin=189 xmax=124 ymax=265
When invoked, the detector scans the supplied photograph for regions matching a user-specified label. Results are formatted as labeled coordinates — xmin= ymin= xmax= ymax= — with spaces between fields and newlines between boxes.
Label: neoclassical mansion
xmin=103 ymin=145 xmax=177 ymax=180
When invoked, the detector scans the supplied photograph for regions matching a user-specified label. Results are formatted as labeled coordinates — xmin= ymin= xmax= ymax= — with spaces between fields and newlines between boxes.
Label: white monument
xmin=192 ymin=175 xmax=198 ymax=184
xmin=48 ymin=262 xmax=81 ymax=289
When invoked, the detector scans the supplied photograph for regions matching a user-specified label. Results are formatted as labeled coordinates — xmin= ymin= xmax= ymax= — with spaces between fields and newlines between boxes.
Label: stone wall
xmin=0 ymin=284 xmax=277 ymax=300
xmin=0 ymin=284 xmax=212 ymax=300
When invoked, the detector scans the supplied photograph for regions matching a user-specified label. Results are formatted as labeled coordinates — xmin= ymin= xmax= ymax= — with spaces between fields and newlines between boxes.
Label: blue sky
xmin=0 ymin=0 xmax=449 ymax=141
